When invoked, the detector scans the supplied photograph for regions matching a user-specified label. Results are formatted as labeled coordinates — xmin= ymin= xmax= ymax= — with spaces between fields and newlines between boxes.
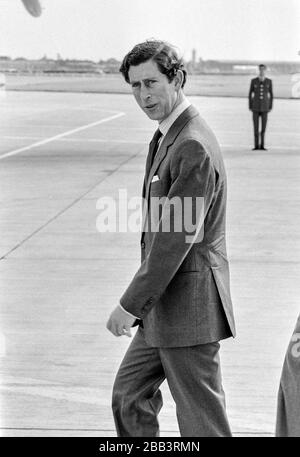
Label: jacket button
xmin=141 ymin=242 xmax=145 ymax=249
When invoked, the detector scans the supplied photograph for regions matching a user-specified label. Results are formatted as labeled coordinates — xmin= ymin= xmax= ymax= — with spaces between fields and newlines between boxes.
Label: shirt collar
xmin=158 ymin=96 xmax=191 ymax=137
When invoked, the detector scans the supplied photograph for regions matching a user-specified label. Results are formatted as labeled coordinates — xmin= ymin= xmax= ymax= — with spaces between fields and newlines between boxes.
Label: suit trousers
xmin=112 ymin=326 xmax=232 ymax=437
xmin=252 ymin=111 xmax=268 ymax=148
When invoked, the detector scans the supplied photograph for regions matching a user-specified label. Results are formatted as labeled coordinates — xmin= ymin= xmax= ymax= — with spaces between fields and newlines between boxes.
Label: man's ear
xmin=174 ymin=70 xmax=184 ymax=90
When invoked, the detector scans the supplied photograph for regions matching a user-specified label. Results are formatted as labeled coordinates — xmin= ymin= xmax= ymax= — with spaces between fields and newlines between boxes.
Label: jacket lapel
xmin=145 ymin=105 xmax=199 ymax=203
xmin=141 ymin=105 xmax=198 ymax=239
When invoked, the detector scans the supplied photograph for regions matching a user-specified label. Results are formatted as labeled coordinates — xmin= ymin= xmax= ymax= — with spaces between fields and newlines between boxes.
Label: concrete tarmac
xmin=0 ymin=91 xmax=299 ymax=436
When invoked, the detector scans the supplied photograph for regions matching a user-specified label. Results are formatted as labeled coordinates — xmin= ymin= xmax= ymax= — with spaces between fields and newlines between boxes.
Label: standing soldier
xmin=248 ymin=64 xmax=273 ymax=150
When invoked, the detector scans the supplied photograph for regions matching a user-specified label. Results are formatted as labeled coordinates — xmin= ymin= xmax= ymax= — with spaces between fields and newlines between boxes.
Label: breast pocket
xmin=149 ymin=180 xmax=162 ymax=197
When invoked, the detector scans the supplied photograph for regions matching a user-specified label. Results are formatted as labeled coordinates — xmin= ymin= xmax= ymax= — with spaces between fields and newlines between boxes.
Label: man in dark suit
xmin=248 ymin=64 xmax=273 ymax=150
xmin=276 ymin=313 xmax=300 ymax=436
xmin=106 ymin=40 xmax=236 ymax=437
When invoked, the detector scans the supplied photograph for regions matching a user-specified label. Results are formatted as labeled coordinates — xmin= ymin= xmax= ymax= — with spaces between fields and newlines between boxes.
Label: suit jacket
xmin=276 ymin=312 xmax=300 ymax=436
xmin=249 ymin=77 xmax=273 ymax=112
xmin=120 ymin=105 xmax=236 ymax=347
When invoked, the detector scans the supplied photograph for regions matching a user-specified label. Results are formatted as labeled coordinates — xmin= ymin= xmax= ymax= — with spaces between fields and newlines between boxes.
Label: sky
xmin=0 ymin=0 xmax=299 ymax=62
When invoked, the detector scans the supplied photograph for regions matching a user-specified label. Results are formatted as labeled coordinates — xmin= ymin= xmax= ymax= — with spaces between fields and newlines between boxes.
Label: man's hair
xmin=120 ymin=39 xmax=187 ymax=88
xmin=259 ymin=64 xmax=266 ymax=70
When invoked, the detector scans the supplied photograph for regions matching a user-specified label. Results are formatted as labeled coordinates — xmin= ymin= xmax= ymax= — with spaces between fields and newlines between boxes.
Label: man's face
xmin=128 ymin=59 xmax=178 ymax=122
xmin=259 ymin=66 xmax=266 ymax=78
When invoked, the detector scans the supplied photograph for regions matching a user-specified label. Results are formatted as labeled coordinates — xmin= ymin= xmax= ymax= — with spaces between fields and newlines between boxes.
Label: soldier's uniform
xmin=248 ymin=77 xmax=273 ymax=149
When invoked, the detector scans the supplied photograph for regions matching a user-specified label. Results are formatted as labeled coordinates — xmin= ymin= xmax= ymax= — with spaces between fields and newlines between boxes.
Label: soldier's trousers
xmin=252 ymin=111 xmax=268 ymax=148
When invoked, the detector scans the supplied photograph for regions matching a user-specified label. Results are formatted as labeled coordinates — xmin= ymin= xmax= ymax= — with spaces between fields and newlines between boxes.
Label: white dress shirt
xmin=158 ymin=95 xmax=191 ymax=138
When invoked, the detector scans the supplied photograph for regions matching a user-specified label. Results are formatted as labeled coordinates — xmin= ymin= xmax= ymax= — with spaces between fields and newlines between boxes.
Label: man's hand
xmin=106 ymin=305 xmax=136 ymax=337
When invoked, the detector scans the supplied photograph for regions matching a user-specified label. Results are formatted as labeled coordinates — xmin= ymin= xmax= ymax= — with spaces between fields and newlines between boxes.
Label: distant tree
xmin=107 ymin=58 xmax=120 ymax=64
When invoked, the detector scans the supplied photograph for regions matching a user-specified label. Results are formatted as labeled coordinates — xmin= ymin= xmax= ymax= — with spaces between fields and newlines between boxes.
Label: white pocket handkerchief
xmin=151 ymin=175 xmax=160 ymax=183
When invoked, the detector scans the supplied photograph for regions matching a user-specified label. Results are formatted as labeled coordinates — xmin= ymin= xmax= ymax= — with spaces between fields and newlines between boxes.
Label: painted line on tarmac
xmin=1 ymin=137 xmax=298 ymax=150
xmin=0 ymin=111 xmax=125 ymax=160
xmin=0 ymin=144 xmax=146 ymax=260
xmin=0 ymin=135 xmax=146 ymax=145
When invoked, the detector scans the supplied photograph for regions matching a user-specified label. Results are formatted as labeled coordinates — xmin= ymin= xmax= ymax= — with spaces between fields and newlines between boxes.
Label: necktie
xmin=149 ymin=128 xmax=162 ymax=168
xmin=144 ymin=129 xmax=162 ymax=194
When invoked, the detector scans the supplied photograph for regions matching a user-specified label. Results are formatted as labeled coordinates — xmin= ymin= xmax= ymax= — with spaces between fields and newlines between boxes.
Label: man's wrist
xmin=118 ymin=303 xmax=138 ymax=320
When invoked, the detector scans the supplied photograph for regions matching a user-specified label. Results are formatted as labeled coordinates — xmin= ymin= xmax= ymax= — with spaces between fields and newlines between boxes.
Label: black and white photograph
xmin=0 ymin=0 xmax=300 ymax=441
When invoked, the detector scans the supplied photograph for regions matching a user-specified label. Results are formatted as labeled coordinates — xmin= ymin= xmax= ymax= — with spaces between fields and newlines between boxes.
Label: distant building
xmin=192 ymin=49 xmax=197 ymax=65
xmin=0 ymin=55 xmax=299 ymax=76
xmin=233 ymin=65 xmax=258 ymax=73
